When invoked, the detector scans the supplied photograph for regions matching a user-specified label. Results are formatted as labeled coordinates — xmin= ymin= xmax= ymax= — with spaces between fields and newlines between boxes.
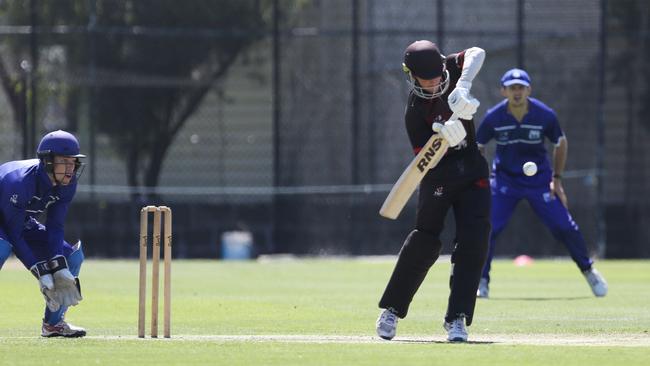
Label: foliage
xmin=87 ymin=0 xmax=271 ymax=192
xmin=0 ymin=0 xmax=273 ymax=193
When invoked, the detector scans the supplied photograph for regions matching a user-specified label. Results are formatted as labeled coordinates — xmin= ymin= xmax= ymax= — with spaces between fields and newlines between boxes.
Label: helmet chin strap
xmin=49 ymin=171 xmax=66 ymax=186
xmin=55 ymin=174 xmax=68 ymax=186
xmin=44 ymin=156 xmax=75 ymax=186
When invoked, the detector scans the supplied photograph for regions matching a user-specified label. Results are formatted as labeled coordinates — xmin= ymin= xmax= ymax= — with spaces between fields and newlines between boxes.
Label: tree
xmin=0 ymin=0 xmax=273 ymax=197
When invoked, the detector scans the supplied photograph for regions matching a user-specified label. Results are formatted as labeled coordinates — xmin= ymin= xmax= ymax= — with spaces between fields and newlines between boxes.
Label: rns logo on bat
xmin=416 ymin=139 xmax=443 ymax=172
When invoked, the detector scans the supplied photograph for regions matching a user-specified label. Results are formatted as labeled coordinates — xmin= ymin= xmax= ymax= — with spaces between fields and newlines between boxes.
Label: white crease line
xmin=3 ymin=334 xmax=648 ymax=346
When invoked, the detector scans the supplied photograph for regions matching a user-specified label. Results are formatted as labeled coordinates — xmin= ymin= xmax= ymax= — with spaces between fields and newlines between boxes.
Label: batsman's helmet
xmin=402 ymin=40 xmax=450 ymax=99
xmin=37 ymin=130 xmax=86 ymax=177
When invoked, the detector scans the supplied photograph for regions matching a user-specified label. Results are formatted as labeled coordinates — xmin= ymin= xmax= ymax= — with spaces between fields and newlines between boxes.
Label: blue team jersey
xmin=476 ymin=97 xmax=563 ymax=186
xmin=0 ymin=159 xmax=77 ymax=267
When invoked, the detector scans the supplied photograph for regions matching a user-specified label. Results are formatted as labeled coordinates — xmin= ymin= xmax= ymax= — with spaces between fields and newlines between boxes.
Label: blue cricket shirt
xmin=476 ymin=97 xmax=564 ymax=186
xmin=0 ymin=159 xmax=77 ymax=268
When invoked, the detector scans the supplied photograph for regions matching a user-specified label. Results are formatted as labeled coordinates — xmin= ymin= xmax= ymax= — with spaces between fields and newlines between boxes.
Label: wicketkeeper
xmin=0 ymin=130 xmax=86 ymax=337
xmin=376 ymin=40 xmax=490 ymax=342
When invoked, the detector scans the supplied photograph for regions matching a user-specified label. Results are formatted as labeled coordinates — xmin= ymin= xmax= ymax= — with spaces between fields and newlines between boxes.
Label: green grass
xmin=1 ymin=257 xmax=649 ymax=365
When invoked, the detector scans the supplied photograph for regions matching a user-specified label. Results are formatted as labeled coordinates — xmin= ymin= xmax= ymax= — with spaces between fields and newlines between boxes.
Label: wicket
xmin=138 ymin=206 xmax=172 ymax=338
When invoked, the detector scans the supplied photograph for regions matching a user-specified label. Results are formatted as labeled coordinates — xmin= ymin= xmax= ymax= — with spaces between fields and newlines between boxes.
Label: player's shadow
xmin=486 ymin=296 xmax=591 ymax=301
xmin=394 ymin=339 xmax=494 ymax=345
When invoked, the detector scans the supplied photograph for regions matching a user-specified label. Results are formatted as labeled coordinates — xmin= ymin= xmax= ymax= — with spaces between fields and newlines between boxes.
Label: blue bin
xmin=221 ymin=231 xmax=253 ymax=260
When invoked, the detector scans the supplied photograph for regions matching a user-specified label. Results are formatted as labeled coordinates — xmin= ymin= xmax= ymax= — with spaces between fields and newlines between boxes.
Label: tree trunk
xmin=127 ymin=142 xmax=141 ymax=202
xmin=144 ymin=132 xmax=170 ymax=203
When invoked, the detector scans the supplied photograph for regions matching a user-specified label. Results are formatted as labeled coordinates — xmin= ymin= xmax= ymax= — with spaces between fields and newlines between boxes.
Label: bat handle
xmin=432 ymin=112 xmax=459 ymax=133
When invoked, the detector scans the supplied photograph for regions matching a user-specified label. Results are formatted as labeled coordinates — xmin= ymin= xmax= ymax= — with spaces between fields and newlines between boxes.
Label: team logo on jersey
xmin=543 ymin=192 xmax=553 ymax=202
xmin=529 ymin=130 xmax=541 ymax=140
xmin=433 ymin=186 xmax=444 ymax=197
xmin=10 ymin=194 xmax=18 ymax=205
xmin=44 ymin=195 xmax=60 ymax=209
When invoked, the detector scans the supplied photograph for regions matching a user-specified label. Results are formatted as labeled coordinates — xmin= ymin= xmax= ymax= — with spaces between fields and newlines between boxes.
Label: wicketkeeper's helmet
xmin=37 ymin=130 xmax=86 ymax=177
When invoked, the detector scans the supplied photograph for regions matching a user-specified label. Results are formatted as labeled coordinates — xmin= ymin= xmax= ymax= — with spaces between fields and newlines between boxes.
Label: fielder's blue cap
xmin=501 ymin=68 xmax=531 ymax=87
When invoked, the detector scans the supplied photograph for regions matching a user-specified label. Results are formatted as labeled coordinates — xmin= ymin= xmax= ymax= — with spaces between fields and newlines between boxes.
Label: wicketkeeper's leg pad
xmin=0 ymin=239 xmax=12 ymax=270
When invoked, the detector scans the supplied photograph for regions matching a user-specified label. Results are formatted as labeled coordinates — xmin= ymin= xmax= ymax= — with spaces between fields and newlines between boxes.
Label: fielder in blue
xmin=475 ymin=68 xmax=608 ymax=298
xmin=0 ymin=130 xmax=86 ymax=337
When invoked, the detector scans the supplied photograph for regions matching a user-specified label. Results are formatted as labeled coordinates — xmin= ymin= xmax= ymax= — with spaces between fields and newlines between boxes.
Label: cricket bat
xmin=379 ymin=112 xmax=459 ymax=220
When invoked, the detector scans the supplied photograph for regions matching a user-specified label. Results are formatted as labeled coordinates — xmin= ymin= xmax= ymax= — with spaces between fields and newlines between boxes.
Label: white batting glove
xmin=448 ymin=83 xmax=480 ymax=120
xmin=432 ymin=120 xmax=467 ymax=147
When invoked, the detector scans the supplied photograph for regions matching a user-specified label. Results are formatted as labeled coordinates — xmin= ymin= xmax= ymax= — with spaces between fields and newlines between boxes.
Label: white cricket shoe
xmin=376 ymin=308 xmax=398 ymax=340
xmin=583 ymin=267 xmax=608 ymax=297
xmin=444 ymin=315 xmax=468 ymax=342
xmin=42 ymin=320 xmax=86 ymax=338
xmin=476 ymin=278 xmax=489 ymax=298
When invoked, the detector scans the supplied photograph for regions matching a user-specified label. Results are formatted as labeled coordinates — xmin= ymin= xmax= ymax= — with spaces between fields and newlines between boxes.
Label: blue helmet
xmin=37 ymin=130 xmax=86 ymax=179
xmin=37 ymin=130 xmax=86 ymax=158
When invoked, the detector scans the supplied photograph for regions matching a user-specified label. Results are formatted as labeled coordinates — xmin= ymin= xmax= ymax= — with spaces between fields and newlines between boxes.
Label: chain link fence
xmin=0 ymin=0 xmax=647 ymax=258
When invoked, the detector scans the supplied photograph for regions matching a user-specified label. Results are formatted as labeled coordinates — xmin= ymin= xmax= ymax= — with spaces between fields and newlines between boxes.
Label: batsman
xmin=0 ymin=130 xmax=86 ymax=337
xmin=376 ymin=40 xmax=490 ymax=342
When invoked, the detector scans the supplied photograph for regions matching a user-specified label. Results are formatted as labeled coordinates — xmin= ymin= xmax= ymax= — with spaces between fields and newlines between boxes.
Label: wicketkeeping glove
xmin=47 ymin=256 xmax=83 ymax=308
xmin=30 ymin=261 xmax=60 ymax=312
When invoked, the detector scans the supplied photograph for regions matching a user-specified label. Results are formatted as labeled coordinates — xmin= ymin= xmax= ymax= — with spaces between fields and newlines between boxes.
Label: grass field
xmin=1 ymin=257 xmax=649 ymax=365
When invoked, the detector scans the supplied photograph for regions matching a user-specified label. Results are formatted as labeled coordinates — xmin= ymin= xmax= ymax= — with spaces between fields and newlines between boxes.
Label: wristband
xmin=553 ymin=174 xmax=562 ymax=179
xmin=30 ymin=261 xmax=49 ymax=278
xmin=456 ymin=80 xmax=472 ymax=90
xmin=47 ymin=255 xmax=69 ymax=273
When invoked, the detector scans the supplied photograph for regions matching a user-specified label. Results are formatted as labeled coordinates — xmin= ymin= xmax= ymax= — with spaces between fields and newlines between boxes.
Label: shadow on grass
xmin=484 ymin=296 xmax=591 ymax=301
xmin=394 ymin=339 xmax=495 ymax=345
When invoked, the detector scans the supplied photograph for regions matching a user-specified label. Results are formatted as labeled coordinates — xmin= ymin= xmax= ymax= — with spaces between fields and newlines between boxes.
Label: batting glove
xmin=448 ymin=85 xmax=480 ymax=120
xmin=432 ymin=120 xmax=467 ymax=148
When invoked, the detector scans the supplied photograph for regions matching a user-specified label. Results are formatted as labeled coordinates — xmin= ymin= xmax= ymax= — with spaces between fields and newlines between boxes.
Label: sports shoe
xmin=42 ymin=320 xmax=86 ymax=338
xmin=476 ymin=278 xmax=489 ymax=298
xmin=583 ymin=267 xmax=608 ymax=297
xmin=444 ymin=315 xmax=468 ymax=342
xmin=376 ymin=308 xmax=399 ymax=340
